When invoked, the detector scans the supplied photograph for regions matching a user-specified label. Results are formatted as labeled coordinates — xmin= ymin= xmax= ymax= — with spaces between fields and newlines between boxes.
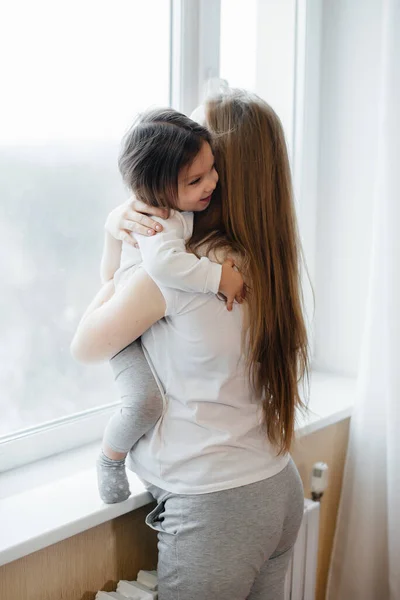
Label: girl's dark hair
xmin=118 ymin=108 xmax=212 ymax=209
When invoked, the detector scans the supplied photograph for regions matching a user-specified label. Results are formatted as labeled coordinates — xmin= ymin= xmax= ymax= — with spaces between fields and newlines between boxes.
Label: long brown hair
xmin=118 ymin=108 xmax=211 ymax=209
xmin=189 ymin=90 xmax=309 ymax=454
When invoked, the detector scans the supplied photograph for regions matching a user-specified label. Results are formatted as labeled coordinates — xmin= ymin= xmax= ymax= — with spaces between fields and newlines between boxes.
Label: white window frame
xmin=1 ymin=0 xmax=320 ymax=473
xmin=170 ymin=0 xmax=221 ymax=115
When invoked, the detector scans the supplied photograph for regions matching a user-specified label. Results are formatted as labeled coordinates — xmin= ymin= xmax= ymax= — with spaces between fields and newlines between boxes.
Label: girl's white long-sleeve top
xmin=114 ymin=210 xmax=222 ymax=294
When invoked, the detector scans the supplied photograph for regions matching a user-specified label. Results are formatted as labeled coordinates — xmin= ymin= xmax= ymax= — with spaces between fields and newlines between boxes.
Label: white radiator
xmin=96 ymin=499 xmax=320 ymax=600
xmin=284 ymin=499 xmax=321 ymax=600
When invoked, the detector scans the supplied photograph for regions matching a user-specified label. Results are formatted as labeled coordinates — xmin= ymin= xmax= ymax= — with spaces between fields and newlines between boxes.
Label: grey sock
xmin=96 ymin=451 xmax=130 ymax=504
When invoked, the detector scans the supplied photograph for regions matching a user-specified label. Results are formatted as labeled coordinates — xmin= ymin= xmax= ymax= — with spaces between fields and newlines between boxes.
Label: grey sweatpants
xmin=104 ymin=340 xmax=163 ymax=454
xmin=144 ymin=458 xmax=304 ymax=600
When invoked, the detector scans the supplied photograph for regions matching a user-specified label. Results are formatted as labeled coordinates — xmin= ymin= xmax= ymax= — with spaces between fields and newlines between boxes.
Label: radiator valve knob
xmin=311 ymin=462 xmax=328 ymax=501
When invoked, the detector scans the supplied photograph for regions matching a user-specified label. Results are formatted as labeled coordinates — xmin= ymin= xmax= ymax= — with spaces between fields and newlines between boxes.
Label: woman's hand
xmin=105 ymin=197 xmax=169 ymax=246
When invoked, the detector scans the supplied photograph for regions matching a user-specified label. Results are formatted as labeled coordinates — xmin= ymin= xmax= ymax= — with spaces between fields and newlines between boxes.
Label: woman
xmin=71 ymin=89 xmax=308 ymax=599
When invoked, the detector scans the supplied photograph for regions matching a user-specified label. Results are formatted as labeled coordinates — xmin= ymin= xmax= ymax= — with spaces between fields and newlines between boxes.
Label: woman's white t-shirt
xmin=128 ymin=272 xmax=290 ymax=495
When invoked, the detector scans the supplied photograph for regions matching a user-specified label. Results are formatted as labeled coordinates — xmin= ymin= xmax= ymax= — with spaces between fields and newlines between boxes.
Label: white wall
xmin=313 ymin=0 xmax=385 ymax=375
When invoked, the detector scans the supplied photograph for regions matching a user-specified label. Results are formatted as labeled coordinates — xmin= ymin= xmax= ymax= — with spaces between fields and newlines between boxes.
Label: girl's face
xmin=177 ymin=141 xmax=218 ymax=212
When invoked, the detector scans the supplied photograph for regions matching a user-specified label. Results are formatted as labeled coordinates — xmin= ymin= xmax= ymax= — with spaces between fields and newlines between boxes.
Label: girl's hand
xmin=105 ymin=198 xmax=169 ymax=246
xmin=219 ymin=258 xmax=245 ymax=311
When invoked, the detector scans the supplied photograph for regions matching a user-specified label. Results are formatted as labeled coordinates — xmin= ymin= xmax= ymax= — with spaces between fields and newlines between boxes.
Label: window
xmin=0 ymin=0 xmax=170 ymax=467
xmin=1 ymin=0 xmax=315 ymax=471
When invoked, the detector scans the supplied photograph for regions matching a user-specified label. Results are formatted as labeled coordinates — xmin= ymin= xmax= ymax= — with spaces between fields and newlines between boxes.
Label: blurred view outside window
xmin=0 ymin=0 xmax=170 ymax=435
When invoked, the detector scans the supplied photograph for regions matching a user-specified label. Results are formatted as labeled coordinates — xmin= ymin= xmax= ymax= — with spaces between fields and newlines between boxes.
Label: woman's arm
xmin=70 ymin=269 xmax=166 ymax=364
xmin=100 ymin=232 xmax=122 ymax=283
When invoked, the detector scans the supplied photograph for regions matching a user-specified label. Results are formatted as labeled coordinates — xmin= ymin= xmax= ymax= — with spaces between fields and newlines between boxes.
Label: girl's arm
xmin=70 ymin=269 xmax=166 ymax=364
xmin=137 ymin=212 xmax=222 ymax=293
xmin=138 ymin=213 xmax=244 ymax=310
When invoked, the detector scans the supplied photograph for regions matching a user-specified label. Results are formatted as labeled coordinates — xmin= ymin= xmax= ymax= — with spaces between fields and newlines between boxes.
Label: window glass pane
xmin=219 ymin=0 xmax=258 ymax=91
xmin=1 ymin=0 xmax=170 ymax=436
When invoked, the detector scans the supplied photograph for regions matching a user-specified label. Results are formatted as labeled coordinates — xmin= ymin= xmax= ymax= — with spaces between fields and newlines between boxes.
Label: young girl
xmin=94 ymin=108 xmax=244 ymax=503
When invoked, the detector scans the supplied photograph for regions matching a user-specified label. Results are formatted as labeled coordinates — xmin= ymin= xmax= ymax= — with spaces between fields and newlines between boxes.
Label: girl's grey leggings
xmin=144 ymin=459 xmax=304 ymax=600
xmin=105 ymin=340 xmax=163 ymax=454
